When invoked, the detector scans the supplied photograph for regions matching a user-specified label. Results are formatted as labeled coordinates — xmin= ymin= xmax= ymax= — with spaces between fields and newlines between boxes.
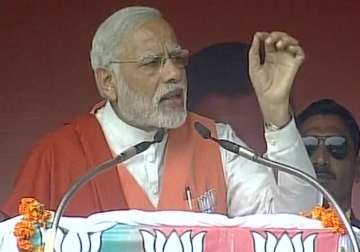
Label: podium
xmin=0 ymin=210 xmax=357 ymax=252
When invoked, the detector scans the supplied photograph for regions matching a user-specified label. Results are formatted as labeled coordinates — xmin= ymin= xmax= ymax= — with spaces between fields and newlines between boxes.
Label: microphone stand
xmin=44 ymin=129 xmax=165 ymax=252
xmin=256 ymin=157 xmax=359 ymax=252
xmin=194 ymin=122 xmax=359 ymax=252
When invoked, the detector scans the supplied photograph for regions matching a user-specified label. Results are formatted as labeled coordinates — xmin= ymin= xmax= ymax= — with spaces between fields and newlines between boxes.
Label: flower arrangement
xmin=14 ymin=198 xmax=52 ymax=252
xmin=302 ymin=206 xmax=345 ymax=235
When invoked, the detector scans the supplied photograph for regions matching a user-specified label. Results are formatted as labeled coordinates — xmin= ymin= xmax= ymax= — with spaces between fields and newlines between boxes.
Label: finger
xmin=277 ymin=38 xmax=299 ymax=53
xmin=265 ymin=32 xmax=299 ymax=50
xmin=262 ymin=32 xmax=290 ymax=54
xmin=265 ymin=31 xmax=299 ymax=44
xmin=275 ymin=37 xmax=300 ymax=50
xmin=287 ymin=45 xmax=306 ymax=65
xmin=249 ymin=32 xmax=269 ymax=69
xmin=254 ymin=31 xmax=270 ymax=40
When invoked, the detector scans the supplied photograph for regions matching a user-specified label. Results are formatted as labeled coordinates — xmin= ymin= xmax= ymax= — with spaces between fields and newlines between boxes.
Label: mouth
xmin=316 ymin=172 xmax=336 ymax=181
xmin=159 ymin=89 xmax=184 ymax=106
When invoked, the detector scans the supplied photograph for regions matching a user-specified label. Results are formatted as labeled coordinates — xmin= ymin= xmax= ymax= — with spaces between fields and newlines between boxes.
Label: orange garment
xmin=118 ymin=112 xmax=227 ymax=213
xmin=1 ymin=112 xmax=226 ymax=218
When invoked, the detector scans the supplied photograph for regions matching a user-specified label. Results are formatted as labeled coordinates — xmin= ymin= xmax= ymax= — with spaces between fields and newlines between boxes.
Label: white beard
xmin=112 ymin=73 xmax=187 ymax=130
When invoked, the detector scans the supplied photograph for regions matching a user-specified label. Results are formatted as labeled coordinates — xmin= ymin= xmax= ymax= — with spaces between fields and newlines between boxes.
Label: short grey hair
xmin=90 ymin=6 xmax=161 ymax=71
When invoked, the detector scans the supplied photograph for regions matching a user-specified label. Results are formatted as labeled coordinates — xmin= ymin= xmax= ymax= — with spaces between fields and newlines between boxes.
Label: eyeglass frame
xmin=108 ymin=48 xmax=190 ymax=75
xmin=302 ymin=135 xmax=349 ymax=160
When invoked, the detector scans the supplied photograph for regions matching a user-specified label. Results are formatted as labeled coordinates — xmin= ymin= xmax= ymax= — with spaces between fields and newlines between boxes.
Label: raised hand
xmin=249 ymin=31 xmax=305 ymax=127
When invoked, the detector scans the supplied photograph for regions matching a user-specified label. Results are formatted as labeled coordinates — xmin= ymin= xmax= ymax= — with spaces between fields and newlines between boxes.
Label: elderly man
xmin=0 ymin=6 xmax=319 ymax=219
xmin=297 ymin=99 xmax=360 ymax=226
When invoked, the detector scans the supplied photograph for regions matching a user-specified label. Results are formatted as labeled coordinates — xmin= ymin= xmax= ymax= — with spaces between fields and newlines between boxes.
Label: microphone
xmin=194 ymin=122 xmax=258 ymax=160
xmin=194 ymin=121 xmax=359 ymax=252
xmin=44 ymin=128 xmax=165 ymax=252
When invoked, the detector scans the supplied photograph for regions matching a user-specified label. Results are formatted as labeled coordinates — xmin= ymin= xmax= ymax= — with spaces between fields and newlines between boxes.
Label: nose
xmin=159 ymin=58 xmax=184 ymax=84
xmin=311 ymin=144 xmax=330 ymax=167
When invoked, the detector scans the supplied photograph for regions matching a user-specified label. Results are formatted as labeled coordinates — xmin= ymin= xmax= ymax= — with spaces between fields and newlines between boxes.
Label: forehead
xmin=299 ymin=114 xmax=351 ymax=137
xmin=121 ymin=18 xmax=179 ymax=56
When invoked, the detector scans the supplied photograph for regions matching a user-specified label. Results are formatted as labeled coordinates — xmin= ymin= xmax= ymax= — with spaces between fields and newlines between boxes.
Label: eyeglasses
xmin=109 ymin=48 xmax=190 ymax=75
xmin=302 ymin=135 xmax=348 ymax=160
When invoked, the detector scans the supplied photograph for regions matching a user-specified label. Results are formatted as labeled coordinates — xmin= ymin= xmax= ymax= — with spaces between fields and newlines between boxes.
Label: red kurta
xmin=1 ymin=112 xmax=227 ymax=218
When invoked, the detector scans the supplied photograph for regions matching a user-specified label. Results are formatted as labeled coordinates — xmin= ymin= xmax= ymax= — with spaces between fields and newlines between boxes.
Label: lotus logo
xmin=140 ymin=229 xmax=206 ymax=252
xmin=53 ymin=222 xmax=117 ymax=252
xmin=252 ymin=231 xmax=317 ymax=252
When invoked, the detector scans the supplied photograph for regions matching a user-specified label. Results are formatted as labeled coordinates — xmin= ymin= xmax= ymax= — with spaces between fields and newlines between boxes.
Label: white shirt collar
xmin=95 ymin=101 xmax=162 ymax=154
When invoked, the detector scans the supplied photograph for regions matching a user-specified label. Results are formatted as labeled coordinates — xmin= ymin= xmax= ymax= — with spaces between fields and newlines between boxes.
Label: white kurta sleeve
xmin=217 ymin=119 xmax=321 ymax=217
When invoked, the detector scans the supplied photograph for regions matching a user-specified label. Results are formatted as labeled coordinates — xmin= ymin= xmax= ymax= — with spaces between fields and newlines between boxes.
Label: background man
xmin=0 ymin=6 xmax=318 ymax=220
xmin=297 ymin=99 xmax=360 ymax=226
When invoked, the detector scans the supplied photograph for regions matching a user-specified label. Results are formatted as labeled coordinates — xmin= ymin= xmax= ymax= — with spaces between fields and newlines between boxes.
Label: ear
xmin=94 ymin=68 xmax=117 ymax=101
xmin=354 ymin=153 xmax=360 ymax=183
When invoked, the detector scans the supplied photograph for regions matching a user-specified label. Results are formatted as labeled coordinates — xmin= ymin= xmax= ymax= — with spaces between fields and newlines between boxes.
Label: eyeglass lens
xmin=302 ymin=136 xmax=348 ymax=160
xmin=141 ymin=50 xmax=189 ymax=67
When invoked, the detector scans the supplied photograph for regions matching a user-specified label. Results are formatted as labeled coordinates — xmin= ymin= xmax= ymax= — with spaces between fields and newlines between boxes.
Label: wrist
xmin=264 ymin=116 xmax=292 ymax=131
xmin=262 ymin=104 xmax=293 ymax=130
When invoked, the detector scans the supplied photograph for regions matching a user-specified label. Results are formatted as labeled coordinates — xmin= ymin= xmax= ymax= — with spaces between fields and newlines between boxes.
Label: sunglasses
xmin=302 ymin=135 xmax=348 ymax=160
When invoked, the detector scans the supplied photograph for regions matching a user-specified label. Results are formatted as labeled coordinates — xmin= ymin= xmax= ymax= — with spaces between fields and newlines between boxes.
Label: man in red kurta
xmin=0 ymin=6 xmax=319 ymax=220
xmin=1 ymin=111 xmax=227 ymax=217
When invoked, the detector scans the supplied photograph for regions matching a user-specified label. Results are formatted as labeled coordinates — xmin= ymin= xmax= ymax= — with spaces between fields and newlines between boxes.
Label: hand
xmin=249 ymin=31 xmax=305 ymax=126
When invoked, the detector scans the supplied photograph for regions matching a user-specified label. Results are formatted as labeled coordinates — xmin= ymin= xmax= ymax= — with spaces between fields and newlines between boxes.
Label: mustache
xmin=314 ymin=164 xmax=336 ymax=180
xmin=153 ymin=82 xmax=187 ymax=103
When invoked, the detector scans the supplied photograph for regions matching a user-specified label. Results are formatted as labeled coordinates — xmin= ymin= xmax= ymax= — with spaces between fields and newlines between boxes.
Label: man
xmin=0 ymin=6 xmax=319 ymax=219
xmin=297 ymin=99 xmax=360 ymax=226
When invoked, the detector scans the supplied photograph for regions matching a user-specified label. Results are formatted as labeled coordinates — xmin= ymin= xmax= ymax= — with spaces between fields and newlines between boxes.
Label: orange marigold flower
xmin=15 ymin=198 xmax=52 ymax=252
xmin=19 ymin=198 xmax=41 ymax=220
xmin=17 ymin=239 xmax=33 ymax=252
xmin=19 ymin=198 xmax=38 ymax=214
xmin=39 ymin=210 xmax=52 ymax=226
xmin=302 ymin=206 xmax=346 ymax=235
xmin=14 ymin=221 xmax=35 ymax=240
xmin=18 ymin=197 xmax=50 ymax=224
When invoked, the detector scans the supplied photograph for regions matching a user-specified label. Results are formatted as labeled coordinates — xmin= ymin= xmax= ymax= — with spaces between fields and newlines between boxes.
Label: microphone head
xmin=154 ymin=128 xmax=165 ymax=143
xmin=194 ymin=121 xmax=211 ymax=139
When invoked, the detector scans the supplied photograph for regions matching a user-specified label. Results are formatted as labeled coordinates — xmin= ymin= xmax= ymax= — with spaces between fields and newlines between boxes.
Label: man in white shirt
xmin=0 ymin=6 xmax=319 ymax=219
xmin=297 ymin=99 xmax=360 ymax=227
